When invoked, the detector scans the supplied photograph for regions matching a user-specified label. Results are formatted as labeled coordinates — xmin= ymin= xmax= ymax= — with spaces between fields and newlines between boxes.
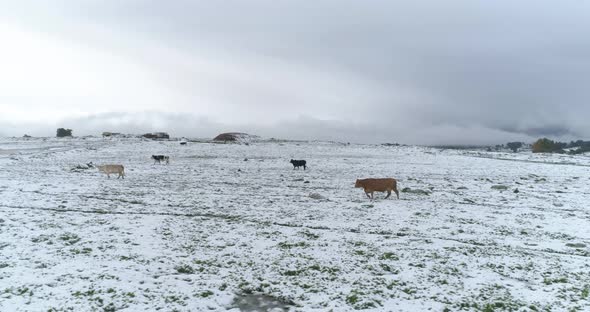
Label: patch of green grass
xmin=308 ymin=264 xmax=340 ymax=274
xmin=97 ymin=274 xmax=119 ymax=281
xmin=193 ymin=259 xmax=217 ymax=266
xmin=458 ymin=302 xmax=478 ymax=309
xmin=278 ymin=241 xmax=309 ymax=249
xmin=31 ymin=235 xmax=52 ymax=244
xmin=15 ymin=287 xmax=32 ymax=296
xmin=386 ymin=281 xmax=397 ymax=290
xmin=283 ymin=269 xmax=305 ymax=276
xmin=581 ymin=285 xmax=589 ymax=299
xmin=238 ymin=282 xmax=254 ymax=294
xmin=70 ymin=247 xmax=92 ymax=255
xmin=164 ymin=295 xmax=184 ymax=304
xmin=59 ymin=233 xmax=81 ymax=245
xmin=102 ymin=303 xmax=117 ymax=312
xmin=543 ymin=277 xmax=568 ymax=285
xmin=354 ymin=249 xmax=373 ymax=257
xmin=346 ymin=293 xmax=359 ymax=305
xmin=72 ymin=289 xmax=96 ymax=297
xmin=379 ymin=252 xmax=399 ymax=261
xmin=199 ymin=290 xmax=214 ymax=298
xmin=481 ymin=301 xmax=511 ymax=312
xmin=308 ymin=264 xmax=321 ymax=271
xmin=379 ymin=264 xmax=399 ymax=274
xmin=175 ymin=264 xmax=195 ymax=274
xmin=300 ymin=231 xmax=320 ymax=239
xmin=355 ymin=301 xmax=378 ymax=309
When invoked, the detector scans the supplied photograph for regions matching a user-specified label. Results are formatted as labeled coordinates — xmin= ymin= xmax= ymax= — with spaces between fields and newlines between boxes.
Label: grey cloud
xmin=0 ymin=112 xmax=543 ymax=146
xmin=500 ymin=125 xmax=578 ymax=138
xmin=1 ymin=1 xmax=589 ymax=144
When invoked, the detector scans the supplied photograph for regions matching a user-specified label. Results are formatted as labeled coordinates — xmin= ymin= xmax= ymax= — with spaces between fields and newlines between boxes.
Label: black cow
xmin=290 ymin=159 xmax=306 ymax=170
xmin=152 ymin=155 xmax=170 ymax=164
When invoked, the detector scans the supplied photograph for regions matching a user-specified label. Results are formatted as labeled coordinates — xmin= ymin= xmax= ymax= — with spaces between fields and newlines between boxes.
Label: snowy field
xmin=1 ymin=137 xmax=589 ymax=311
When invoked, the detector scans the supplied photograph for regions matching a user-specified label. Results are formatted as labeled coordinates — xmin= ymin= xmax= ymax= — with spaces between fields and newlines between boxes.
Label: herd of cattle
xmin=95 ymin=156 xmax=400 ymax=200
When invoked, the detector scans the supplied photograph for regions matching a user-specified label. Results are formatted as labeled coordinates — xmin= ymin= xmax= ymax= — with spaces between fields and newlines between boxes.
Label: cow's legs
xmin=365 ymin=191 xmax=371 ymax=199
xmin=304 ymin=165 xmax=306 ymax=170
xmin=385 ymin=190 xmax=391 ymax=199
xmin=107 ymin=174 xmax=110 ymax=178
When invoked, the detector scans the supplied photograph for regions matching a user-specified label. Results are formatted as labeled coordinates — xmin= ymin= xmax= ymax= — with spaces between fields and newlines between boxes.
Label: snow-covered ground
xmin=1 ymin=137 xmax=589 ymax=311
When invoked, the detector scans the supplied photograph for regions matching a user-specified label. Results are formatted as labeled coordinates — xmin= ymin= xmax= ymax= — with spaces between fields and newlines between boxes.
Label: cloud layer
xmin=1 ymin=1 xmax=589 ymax=144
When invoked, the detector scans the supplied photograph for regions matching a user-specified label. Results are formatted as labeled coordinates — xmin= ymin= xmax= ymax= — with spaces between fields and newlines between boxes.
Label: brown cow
xmin=355 ymin=178 xmax=399 ymax=199
xmin=97 ymin=164 xmax=125 ymax=179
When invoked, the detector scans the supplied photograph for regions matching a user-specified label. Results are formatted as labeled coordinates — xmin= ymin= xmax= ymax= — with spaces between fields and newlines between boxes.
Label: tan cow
xmin=355 ymin=178 xmax=399 ymax=199
xmin=97 ymin=164 xmax=125 ymax=179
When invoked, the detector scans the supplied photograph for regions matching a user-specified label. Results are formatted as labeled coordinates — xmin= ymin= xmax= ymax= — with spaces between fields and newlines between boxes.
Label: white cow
xmin=96 ymin=164 xmax=125 ymax=179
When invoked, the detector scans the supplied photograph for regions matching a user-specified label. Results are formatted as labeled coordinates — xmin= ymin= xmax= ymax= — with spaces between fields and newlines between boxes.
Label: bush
xmin=569 ymin=146 xmax=590 ymax=155
xmin=568 ymin=140 xmax=590 ymax=148
xmin=506 ymin=142 xmax=523 ymax=152
xmin=532 ymin=138 xmax=565 ymax=153
xmin=56 ymin=128 xmax=73 ymax=137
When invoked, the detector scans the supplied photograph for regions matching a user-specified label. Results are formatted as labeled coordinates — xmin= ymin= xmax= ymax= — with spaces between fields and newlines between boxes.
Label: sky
xmin=1 ymin=0 xmax=589 ymax=145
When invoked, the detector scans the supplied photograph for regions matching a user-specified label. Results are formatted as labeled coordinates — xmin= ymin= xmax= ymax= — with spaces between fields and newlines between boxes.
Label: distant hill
xmin=213 ymin=132 xmax=260 ymax=143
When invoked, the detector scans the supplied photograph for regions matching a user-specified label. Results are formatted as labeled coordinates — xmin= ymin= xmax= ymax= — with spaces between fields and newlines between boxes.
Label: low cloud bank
xmin=2 ymin=111 xmax=581 ymax=146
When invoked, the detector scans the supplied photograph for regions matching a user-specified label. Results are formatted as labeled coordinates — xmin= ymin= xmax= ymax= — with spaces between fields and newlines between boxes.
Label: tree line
xmin=531 ymin=138 xmax=590 ymax=154
xmin=498 ymin=139 xmax=590 ymax=154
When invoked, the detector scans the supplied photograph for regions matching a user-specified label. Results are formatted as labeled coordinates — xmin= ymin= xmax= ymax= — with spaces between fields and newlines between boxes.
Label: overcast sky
xmin=1 ymin=1 xmax=589 ymax=144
